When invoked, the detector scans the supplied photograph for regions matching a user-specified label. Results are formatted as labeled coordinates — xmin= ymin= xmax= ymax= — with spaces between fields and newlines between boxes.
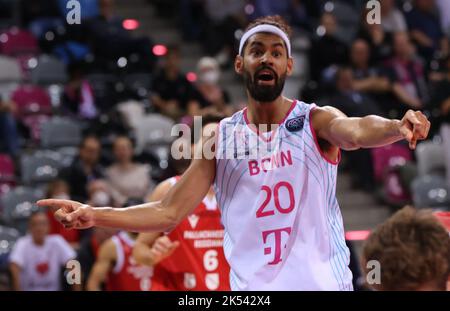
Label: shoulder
xmin=48 ymin=234 xmax=71 ymax=247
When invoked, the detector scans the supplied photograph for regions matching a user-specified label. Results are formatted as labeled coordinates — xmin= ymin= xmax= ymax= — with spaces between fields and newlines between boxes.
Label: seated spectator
xmin=357 ymin=7 xmax=392 ymax=63
xmin=350 ymin=39 xmax=391 ymax=96
xmin=380 ymin=0 xmax=408 ymax=34
xmin=151 ymin=45 xmax=199 ymax=120
xmin=193 ymin=57 xmax=233 ymax=118
xmin=384 ymin=32 xmax=429 ymax=113
xmin=105 ymin=136 xmax=154 ymax=207
xmin=331 ymin=67 xmax=382 ymax=190
xmin=405 ymin=0 xmax=449 ymax=60
xmin=59 ymin=135 xmax=104 ymax=202
xmin=362 ymin=206 xmax=450 ymax=291
xmin=9 ymin=211 xmax=77 ymax=291
xmin=309 ymin=12 xmax=349 ymax=82
xmin=201 ymin=0 xmax=246 ymax=68
xmin=86 ymin=0 xmax=156 ymax=69
xmin=430 ymin=55 xmax=450 ymax=123
xmin=45 ymin=179 xmax=85 ymax=248
xmin=62 ymin=62 xmax=98 ymax=121
xmin=0 ymin=97 xmax=19 ymax=157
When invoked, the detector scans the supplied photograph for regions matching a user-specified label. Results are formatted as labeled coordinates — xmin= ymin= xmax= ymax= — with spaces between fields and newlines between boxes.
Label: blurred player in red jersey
xmin=133 ymin=117 xmax=230 ymax=291
xmin=86 ymin=229 xmax=177 ymax=291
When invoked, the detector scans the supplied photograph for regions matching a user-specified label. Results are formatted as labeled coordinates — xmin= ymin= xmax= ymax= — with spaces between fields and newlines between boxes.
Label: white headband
xmin=239 ymin=24 xmax=291 ymax=57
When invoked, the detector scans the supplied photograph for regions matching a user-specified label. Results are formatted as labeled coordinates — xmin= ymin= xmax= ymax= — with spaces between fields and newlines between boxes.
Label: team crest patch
xmin=285 ymin=116 xmax=305 ymax=132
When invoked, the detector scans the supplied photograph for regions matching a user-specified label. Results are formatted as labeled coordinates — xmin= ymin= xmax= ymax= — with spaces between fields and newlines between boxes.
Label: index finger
xmin=36 ymin=199 xmax=79 ymax=212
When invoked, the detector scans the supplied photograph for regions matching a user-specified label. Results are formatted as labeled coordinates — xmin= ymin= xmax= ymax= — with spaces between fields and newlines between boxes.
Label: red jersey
xmin=152 ymin=177 xmax=230 ymax=291
xmin=106 ymin=232 xmax=153 ymax=291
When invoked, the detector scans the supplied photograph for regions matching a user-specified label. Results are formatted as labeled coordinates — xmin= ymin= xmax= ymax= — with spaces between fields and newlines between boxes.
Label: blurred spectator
xmin=202 ymin=0 xmax=246 ymax=67
xmin=86 ymin=0 xmax=156 ymax=69
xmin=45 ymin=179 xmax=84 ymax=248
xmin=76 ymin=227 xmax=117 ymax=290
xmin=331 ymin=67 xmax=381 ymax=190
xmin=59 ymin=135 xmax=104 ymax=202
xmin=151 ymin=45 xmax=199 ymax=120
xmin=384 ymin=32 xmax=429 ymax=112
xmin=351 ymin=39 xmax=391 ymax=96
xmin=430 ymin=55 xmax=450 ymax=123
xmin=62 ymin=62 xmax=98 ymax=120
xmin=193 ymin=57 xmax=233 ymax=118
xmin=405 ymin=0 xmax=449 ymax=60
xmin=0 ymin=97 xmax=19 ymax=157
xmin=310 ymin=12 xmax=348 ymax=81
xmin=87 ymin=179 xmax=115 ymax=207
xmin=86 ymin=231 xmax=172 ymax=291
xmin=380 ymin=0 xmax=408 ymax=33
xmin=9 ymin=211 xmax=77 ymax=291
xmin=105 ymin=136 xmax=154 ymax=207
xmin=362 ymin=206 xmax=450 ymax=291
xmin=357 ymin=8 xmax=392 ymax=63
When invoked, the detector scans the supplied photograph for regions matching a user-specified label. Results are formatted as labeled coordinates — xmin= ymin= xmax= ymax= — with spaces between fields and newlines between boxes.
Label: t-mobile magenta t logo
xmin=262 ymin=227 xmax=291 ymax=265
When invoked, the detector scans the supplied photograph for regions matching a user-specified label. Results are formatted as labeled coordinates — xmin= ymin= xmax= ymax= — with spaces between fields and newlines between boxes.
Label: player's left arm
xmin=86 ymin=239 xmax=116 ymax=291
xmin=311 ymin=106 xmax=430 ymax=151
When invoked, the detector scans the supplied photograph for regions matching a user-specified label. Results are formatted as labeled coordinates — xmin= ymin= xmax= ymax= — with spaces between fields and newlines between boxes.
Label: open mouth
xmin=256 ymin=70 xmax=276 ymax=83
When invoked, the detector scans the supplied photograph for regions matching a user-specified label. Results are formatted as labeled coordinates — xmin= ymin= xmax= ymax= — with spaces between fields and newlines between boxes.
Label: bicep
xmin=312 ymin=106 xmax=361 ymax=150
xmin=163 ymin=156 xmax=215 ymax=222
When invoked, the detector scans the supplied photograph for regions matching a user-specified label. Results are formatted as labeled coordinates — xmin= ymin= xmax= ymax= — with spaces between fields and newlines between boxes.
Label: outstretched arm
xmin=133 ymin=179 xmax=180 ymax=266
xmin=312 ymin=106 xmax=430 ymax=152
xmin=37 ymin=136 xmax=217 ymax=233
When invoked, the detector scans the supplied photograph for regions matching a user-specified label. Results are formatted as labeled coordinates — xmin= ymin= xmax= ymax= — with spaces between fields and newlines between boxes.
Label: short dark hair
xmin=362 ymin=206 xmax=450 ymax=290
xmin=241 ymin=15 xmax=292 ymax=57
xmin=79 ymin=134 xmax=100 ymax=149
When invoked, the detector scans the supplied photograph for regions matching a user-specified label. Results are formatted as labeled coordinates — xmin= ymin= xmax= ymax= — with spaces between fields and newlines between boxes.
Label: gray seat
xmin=0 ymin=55 xmax=22 ymax=83
xmin=135 ymin=114 xmax=175 ymax=153
xmin=0 ymin=187 xmax=41 ymax=234
xmin=30 ymin=55 xmax=68 ymax=85
xmin=415 ymin=140 xmax=446 ymax=176
xmin=411 ymin=174 xmax=450 ymax=210
xmin=20 ymin=151 xmax=63 ymax=186
xmin=0 ymin=225 xmax=20 ymax=270
xmin=40 ymin=117 xmax=82 ymax=148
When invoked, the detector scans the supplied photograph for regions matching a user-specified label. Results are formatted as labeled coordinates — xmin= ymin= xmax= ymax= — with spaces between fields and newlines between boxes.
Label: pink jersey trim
xmin=243 ymin=100 xmax=297 ymax=142
xmin=309 ymin=107 xmax=341 ymax=165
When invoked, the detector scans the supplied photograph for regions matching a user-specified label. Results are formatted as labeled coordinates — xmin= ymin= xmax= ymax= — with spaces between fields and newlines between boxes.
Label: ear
xmin=234 ymin=55 xmax=243 ymax=75
xmin=286 ymin=57 xmax=294 ymax=76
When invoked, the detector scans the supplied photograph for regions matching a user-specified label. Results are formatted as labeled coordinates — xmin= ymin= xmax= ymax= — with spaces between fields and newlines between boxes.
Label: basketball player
xmin=133 ymin=120 xmax=230 ymax=291
xmin=37 ymin=15 xmax=431 ymax=290
xmin=86 ymin=231 xmax=177 ymax=291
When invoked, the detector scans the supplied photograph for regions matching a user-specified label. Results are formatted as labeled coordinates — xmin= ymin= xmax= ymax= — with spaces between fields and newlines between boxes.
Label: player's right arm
xmin=9 ymin=263 xmax=21 ymax=291
xmin=36 ymin=136 xmax=216 ymax=233
xmin=133 ymin=180 xmax=180 ymax=266
xmin=86 ymin=239 xmax=116 ymax=291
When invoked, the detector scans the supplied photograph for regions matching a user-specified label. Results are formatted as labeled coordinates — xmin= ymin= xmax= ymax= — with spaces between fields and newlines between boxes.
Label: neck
xmin=117 ymin=161 xmax=132 ymax=169
xmin=246 ymin=96 xmax=293 ymax=131
xmin=33 ymin=237 xmax=45 ymax=246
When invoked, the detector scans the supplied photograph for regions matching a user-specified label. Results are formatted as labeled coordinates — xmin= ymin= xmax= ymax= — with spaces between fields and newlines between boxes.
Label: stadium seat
xmin=11 ymin=84 xmax=52 ymax=117
xmin=0 ymin=27 xmax=39 ymax=56
xmin=0 ymin=225 xmax=20 ymax=270
xmin=134 ymin=114 xmax=175 ymax=154
xmin=0 ymin=55 xmax=22 ymax=83
xmin=415 ymin=140 xmax=446 ymax=177
xmin=20 ymin=151 xmax=62 ymax=186
xmin=40 ymin=117 xmax=82 ymax=148
xmin=0 ymin=186 xmax=41 ymax=234
xmin=411 ymin=174 xmax=450 ymax=210
xmin=30 ymin=54 xmax=68 ymax=85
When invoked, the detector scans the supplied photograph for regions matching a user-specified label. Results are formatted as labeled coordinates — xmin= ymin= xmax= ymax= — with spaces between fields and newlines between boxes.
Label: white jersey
xmin=214 ymin=100 xmax=353 ymax=290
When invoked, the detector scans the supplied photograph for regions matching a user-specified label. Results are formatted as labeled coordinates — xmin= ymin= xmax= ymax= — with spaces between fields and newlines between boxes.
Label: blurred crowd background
xmin=0 ymin=0 xmax=449 ymax=291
